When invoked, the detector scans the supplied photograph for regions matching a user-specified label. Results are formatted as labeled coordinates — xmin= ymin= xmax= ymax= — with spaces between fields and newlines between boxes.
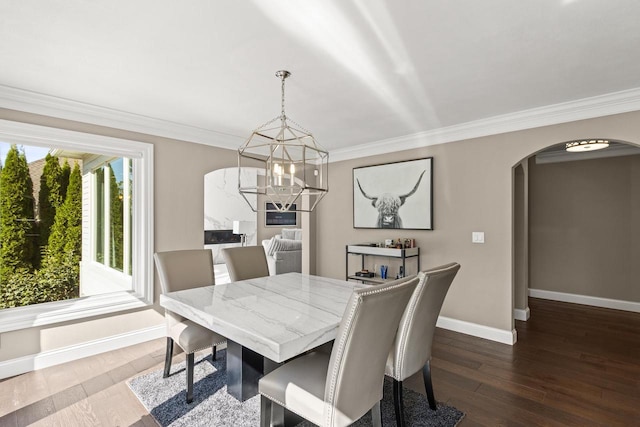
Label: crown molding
xmin=3 ymin=84 xmax=640 ymax=162
xmin=0 ymin=84 xmax=244 ymax=149
xmin=330 ymin=87 xmax=640 ymax=163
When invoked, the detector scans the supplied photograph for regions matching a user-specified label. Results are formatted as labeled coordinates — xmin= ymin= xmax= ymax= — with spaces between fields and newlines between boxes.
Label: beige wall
xmin=2 ymin=106 xmax=640 ymax=359
xmin=529 ymin=153 xmax=640 ymax=302
xmin=0 ymin=108 xmax=239 ymax=362
xmin=316 ymin=111 xmax=640 ymax=333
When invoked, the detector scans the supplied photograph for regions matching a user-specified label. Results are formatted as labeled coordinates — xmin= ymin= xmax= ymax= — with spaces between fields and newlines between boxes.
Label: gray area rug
xmin=127 ymin=350 xmax=464 ymax=426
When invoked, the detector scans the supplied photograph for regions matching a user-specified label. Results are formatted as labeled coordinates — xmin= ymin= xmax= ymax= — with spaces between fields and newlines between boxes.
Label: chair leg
xmin=186 ymin=352 xmax=195 ymax=404
xmin=260 ymin=395 xmax=272 ymax=427
xmin=423 ymin=359 xmax=437 ymax=410
xmin=163 ymin=337 xmax=174 ymax=378
xmin=392 ymin=379 xmax=406 ymax=427
xmin=371 ymin=400 xmax=382 ymax=427
xmin=212 ymin=345 xmax=217 ymax=360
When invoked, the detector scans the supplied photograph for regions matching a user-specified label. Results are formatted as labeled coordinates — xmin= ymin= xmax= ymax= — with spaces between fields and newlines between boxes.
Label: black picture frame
xmin=265 ymin=203 xmax=297 ymax=227
xmin=353 ymin=157 xmax=433 ymax=230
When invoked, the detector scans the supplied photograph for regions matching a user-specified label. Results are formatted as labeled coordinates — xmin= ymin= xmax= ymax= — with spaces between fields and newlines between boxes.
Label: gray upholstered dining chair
xmin=258 ymin=275 xmax=420 ymax=427
xmin=386 ymin=262 xmax=460 ymax=426
xmin=154 ymin=249 xmax=227 ymax=404
xmin=222 ymin=245 xmax=270 ymax=281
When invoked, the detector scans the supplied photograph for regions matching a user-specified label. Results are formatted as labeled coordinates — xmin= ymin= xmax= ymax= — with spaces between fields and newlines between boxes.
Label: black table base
xmin=226 ymin=340 xmax=303 ymax=426
xmin=226 ymin=340 xmax=265 ymax=401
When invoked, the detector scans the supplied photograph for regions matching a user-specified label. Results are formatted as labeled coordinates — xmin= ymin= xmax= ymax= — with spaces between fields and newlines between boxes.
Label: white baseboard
xmin=514 ymin=307 xmax=530 ymax=321
xmin=0 ymin=325 xmax=165 ymax=380
xmin=436 ymin=316 xmax=517 ymax=345
xmin=529 ymin=289 xmax=640 ymax=313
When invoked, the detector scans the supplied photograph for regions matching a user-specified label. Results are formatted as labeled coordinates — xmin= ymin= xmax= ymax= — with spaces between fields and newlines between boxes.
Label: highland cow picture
xmin=353 ymin=157 xmax=433 ymax=230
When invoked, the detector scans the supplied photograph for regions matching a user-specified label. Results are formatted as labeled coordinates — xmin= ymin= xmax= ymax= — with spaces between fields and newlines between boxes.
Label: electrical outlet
xmin=472 ymin=231 xmax=485 ymax=243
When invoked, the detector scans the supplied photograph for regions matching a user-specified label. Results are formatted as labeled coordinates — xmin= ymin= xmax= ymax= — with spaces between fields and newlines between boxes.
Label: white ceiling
xmin=2 ymin=0 xmax=640 ymax=158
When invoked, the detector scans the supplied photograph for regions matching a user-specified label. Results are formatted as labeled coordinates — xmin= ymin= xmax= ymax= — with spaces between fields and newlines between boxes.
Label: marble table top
xmin=159 ymin=272 xmax=366 ymax=362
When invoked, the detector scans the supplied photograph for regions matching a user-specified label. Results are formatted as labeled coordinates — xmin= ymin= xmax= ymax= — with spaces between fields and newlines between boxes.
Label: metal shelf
xmin=346 ymin=244 xmax=420 ymax=284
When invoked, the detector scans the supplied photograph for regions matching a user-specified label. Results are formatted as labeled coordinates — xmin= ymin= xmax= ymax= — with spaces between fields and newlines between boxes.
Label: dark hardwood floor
xmin=0 ymin=297 xmax=638 ymax=426
xmin=411 ymin=297 xmax=640 ymax=426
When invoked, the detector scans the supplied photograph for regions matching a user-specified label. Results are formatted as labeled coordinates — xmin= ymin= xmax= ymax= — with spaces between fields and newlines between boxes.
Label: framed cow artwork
xmin=353 ymin=157 xmax=433 ymax=230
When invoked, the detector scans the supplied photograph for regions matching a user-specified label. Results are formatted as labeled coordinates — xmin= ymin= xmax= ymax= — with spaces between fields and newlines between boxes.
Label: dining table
xmin=159 ymin=272 xmax=366 ymax=401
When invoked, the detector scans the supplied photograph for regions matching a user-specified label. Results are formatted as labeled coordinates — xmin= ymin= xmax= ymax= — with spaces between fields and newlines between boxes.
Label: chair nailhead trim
xmin=259 ymin=391 xmax=312 ymax=423
xmin=259 ymin=391 xmax=287 ymax=409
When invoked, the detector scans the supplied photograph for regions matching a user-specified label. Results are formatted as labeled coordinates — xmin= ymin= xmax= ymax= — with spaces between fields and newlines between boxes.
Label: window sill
xmin=0 ymin=292 xmax=152 ymax=334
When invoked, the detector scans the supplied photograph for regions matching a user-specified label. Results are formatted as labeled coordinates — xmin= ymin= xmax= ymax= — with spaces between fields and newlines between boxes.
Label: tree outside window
xmin=0 ymin=143 xmax=134 ymax=309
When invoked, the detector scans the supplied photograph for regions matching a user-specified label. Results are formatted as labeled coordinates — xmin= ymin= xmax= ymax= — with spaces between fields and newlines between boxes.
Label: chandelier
xmin=565 ymin=139 xmax=609 ymax=152
xmin=238 ymin=70 xmax=328 ymax=213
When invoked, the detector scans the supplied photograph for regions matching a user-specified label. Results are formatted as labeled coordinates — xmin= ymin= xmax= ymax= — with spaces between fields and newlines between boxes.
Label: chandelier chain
xmin=252 ymin=70 xmax=312 ymax=135
xmin=281 ymin=73 xmax=286 ymax=119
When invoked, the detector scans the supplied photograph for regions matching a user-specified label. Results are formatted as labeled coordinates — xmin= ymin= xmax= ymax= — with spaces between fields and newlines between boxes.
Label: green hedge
xmin=0 ymin=252 xmax=79 ymax=309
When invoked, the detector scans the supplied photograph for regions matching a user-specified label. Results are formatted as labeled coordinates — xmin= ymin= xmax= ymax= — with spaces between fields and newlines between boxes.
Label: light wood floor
xmin=1 ymin=297 xmax=638 ymax=426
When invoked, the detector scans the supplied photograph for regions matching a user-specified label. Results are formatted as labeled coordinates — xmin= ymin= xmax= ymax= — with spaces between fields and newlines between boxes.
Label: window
xmin=102 ymin=157 xmax=132 ymax=274
xmin=81 ymin=157 xmax=134 ymax=296
xmin=0 ymin=119 xmax=153 ymax=333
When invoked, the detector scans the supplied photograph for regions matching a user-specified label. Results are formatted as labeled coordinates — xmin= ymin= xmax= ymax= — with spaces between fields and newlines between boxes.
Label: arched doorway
xmin=513 ymin=139 xmax=640 ymax=326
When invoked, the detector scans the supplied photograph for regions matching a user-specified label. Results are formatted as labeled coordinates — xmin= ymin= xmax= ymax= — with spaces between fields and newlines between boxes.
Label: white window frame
xmin=0 ymin=119 xmax=154 ymax=333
